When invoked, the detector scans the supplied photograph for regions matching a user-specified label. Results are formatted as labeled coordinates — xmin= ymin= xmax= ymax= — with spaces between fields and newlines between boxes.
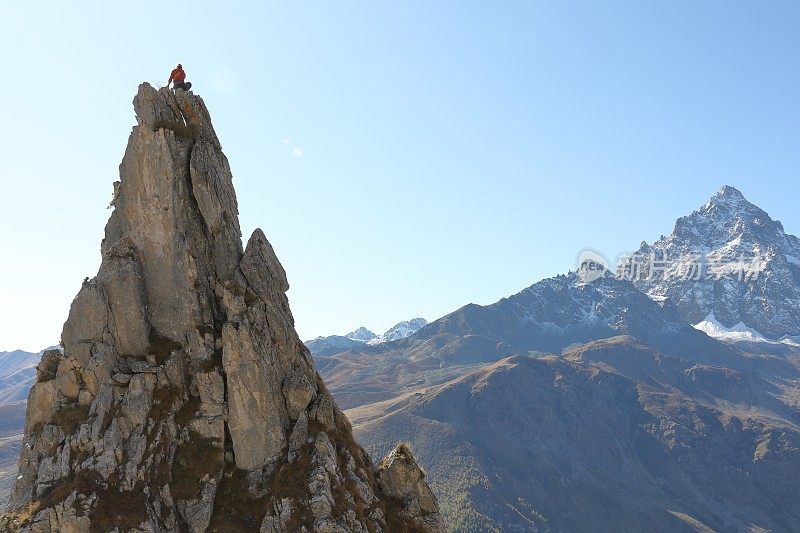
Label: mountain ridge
xmin=350 ymin=337 xmax=800 ymax=530
xmin=312 ymin=185 xmax=800 ymax=531
xmin=306 ymin=318 xmax=428 ymax=357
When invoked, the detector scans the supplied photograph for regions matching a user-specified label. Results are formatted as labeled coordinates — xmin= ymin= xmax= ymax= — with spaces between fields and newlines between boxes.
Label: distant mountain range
xmin=0 ymin=350 xmax=42 ymax=407
xmin=313 ymin=186 xmax=800 ymax=531
xmin=0 ymin=348 xmax=50 ymax=509
xmin=305 ymin=318 xmax=428 ymax=356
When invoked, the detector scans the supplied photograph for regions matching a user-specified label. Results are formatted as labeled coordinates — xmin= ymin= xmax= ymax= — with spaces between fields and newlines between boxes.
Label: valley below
xmin=0 ymin=433 xmax=22 ymax=509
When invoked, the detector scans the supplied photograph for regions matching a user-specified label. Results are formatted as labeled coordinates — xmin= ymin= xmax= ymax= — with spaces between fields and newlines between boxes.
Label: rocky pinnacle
xmin=1 ymin=84 xmax=440 ymax=532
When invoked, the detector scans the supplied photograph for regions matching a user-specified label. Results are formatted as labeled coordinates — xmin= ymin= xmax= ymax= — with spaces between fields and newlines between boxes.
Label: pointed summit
xmin=2 ymin=84 xmax=440 ymax=532
xmin=669 ymin=184 xmax=792 ymax=253
xmin=346 ymin=327 xmax=377 ymax=342
xmin=697 ymin=185 xmax=761 ymax=221
xmin=712 ymin=184 xmax=746 ymax=201
xmin=634 ymin=185 xmax=800 ymax=339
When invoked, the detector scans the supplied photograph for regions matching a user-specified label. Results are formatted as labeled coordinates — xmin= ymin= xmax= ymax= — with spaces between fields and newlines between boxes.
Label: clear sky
xmin=2 ymin=1 xmax=799 ymax=351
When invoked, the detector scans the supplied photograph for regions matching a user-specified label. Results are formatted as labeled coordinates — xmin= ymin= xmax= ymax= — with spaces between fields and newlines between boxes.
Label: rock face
xmin=1 ymin=84 xmax=440 ymax=532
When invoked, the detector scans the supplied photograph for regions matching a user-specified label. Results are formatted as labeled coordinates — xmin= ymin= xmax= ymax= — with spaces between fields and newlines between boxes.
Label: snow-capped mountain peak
xmin=306 ymin=318 xmax=428 ymax=355
xmin=710 ymin=184 xmax=746 ymax=203
xmin=633 ymin=186 xmax=800 ymax=339
xmin=345 ymin=327 xmax=377 ymax=342
xmin=366 ymin=318 xmax=428 ymax=345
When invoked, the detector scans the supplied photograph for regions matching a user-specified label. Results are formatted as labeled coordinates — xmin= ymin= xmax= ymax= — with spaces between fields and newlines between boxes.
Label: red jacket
xmin=170 ymin=68 xmax=186 ymax=82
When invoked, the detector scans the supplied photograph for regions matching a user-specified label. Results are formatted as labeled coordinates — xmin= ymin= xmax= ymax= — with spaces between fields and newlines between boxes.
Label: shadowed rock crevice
xmin=0 ymin=83 xmax=441 ymax=533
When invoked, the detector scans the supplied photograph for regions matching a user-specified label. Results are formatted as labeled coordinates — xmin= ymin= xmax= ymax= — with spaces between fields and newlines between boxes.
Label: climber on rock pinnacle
xmin=167 ymin=63 xmax=192 ymax=91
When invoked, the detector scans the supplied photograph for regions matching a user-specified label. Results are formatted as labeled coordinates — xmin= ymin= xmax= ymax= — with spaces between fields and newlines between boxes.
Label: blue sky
xmin=2 ymin=1 xmax=799 ymax=351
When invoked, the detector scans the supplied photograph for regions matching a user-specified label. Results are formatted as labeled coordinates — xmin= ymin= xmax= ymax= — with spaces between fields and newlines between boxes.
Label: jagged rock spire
xmin=1 ymin=84 xmax=440 ymax=532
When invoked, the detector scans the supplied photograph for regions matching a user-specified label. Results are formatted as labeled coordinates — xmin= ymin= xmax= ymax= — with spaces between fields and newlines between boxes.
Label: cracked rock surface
xmin=1 ymin=83 xmax=441 ymax=533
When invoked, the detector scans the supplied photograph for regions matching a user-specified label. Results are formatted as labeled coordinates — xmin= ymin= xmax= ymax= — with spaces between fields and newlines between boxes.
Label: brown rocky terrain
xmin=346 ymin=337 xmax=800 ymax=531
xmin=0 ymin=84 xmax=440 ymax=532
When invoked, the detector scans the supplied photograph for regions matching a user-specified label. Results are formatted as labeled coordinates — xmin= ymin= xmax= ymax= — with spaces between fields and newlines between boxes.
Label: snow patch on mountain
xmin=693 ymin=312 xmax=771 ymax=343
xmin=694 ymin=312 xmax=800 ymax=347
xmin=779 ymin=336 xmax=800 ymax=347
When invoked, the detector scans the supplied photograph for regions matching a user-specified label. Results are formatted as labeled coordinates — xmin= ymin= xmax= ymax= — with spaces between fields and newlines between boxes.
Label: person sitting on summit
xmin=167 ymin=64 xmax=192 ymax=91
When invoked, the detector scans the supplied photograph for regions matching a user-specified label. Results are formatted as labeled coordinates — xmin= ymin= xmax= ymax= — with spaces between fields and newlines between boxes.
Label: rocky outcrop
xmin=1 ymin=83 xmax=440 ymax=532
xmin=376 ymin=445 xmax=439 ymax=531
